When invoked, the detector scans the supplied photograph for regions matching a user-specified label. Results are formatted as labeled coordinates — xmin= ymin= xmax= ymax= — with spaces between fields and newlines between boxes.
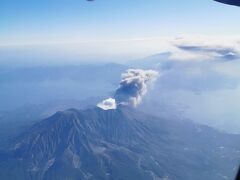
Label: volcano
xmin=0 ymin=107 xmax=239 ymax=180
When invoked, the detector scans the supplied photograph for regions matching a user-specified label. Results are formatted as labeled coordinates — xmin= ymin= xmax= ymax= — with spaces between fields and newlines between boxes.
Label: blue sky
xmin=0 ymin=0 xmax=240 ymax=63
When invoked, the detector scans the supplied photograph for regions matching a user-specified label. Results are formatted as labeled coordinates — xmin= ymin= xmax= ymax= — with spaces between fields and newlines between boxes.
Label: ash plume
xmin=97 ymin=69 xmax=159 ymax=110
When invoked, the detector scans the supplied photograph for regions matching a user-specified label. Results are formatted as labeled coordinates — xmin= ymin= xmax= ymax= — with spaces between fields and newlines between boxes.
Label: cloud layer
xmin=170 ymin=36 xmax=240 ymax=61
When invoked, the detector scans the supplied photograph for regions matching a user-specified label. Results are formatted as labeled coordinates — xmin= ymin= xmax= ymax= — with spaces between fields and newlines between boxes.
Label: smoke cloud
xmin=115 ymin=69 xmax=159 ymax=107
xmin=97 ymin=69 xmax=159 ymax=110
xmin=97 ymin=98 xmax=117 ymax=110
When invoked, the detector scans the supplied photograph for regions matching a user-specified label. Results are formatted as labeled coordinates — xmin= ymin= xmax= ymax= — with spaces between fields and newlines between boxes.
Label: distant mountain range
xmin=1 ymin=58 xmax=240 ymax=134
xmin=0 ymin=63 xmax=127 ymax=110
xmin=0 ymin=107 xmax=239 ymax=180
xmin=128 ymin=52 xmax=240 ymax=134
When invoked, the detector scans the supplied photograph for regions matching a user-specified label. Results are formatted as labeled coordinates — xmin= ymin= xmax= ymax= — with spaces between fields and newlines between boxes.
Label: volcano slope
xmin=0 ymin=107 xmax=239 ymax=180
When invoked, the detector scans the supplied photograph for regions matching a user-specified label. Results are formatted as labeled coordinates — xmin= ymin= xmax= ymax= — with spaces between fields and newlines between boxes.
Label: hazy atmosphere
xmin=1 ymin=0 xmax=240 ymax=64
xmin=0 ymin=1 xmax=240 ymax=180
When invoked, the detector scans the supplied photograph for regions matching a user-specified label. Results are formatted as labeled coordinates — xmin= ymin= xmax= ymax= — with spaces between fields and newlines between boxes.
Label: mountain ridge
xmin=0 ymin=107 xmax=239 ymax=180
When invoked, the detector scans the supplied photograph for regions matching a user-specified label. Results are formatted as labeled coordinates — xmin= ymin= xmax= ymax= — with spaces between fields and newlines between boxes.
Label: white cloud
xmin=97 ymin=98 xmax=117 ymax=110
xmin=169 ymin=35 xmax=240 ymax=61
